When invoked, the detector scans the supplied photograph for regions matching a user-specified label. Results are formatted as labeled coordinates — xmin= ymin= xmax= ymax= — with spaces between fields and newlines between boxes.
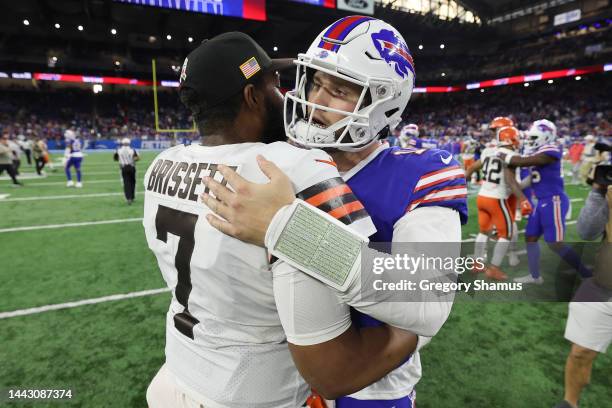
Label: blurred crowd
xmin=0 ymin=86 xmax=193 ymax=144
xmin=403 ymin=74 xmax=610 ymax=142
xmin=0 ymin=74 xmax=609 ymax=152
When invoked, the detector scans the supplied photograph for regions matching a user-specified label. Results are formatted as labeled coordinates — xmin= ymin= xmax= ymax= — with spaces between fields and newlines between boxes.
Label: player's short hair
xmin=179 ymin=73 xmax=266 ymax=136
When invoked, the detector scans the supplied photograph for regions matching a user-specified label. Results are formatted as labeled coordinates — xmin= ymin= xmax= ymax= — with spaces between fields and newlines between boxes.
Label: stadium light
xmin=77 ymin=25 xmax=84 ymax=31
xmin=524 ymin=83 xmax=530 ymax=87
xmin=575 ymin=76 xmax=582 ymax=80
xmin=440 ymin=43 xmax=445 ymax=49
xmin=93 ymin=84 xmax=103 ymax=94
xmin=166 ymin=34 xmax=172 ymax=40
xmin=548 ymin=79 xmax=554 ymax=84
xmin=23 ymin=19 xmax=30 ymax=26
xmin=480 ymin=89 xmax=485 ymax=93
xmin=273 ymin=46 xmax=278 ymax=52
xmin=418 ymin=44 xmax=423 ymax=50
xmin=111 ymin=28 xmax=117 ymax=35
xmin=52 ymin=56 xmax=58 ymax=62
xmin=54 ymin=23 xmax=60 ymax=29
xmin=114 ymin=60 xmax=121 ymax=67
xmin=188 ymin=36 xmax=194 ymax=43
xmin=441 ymin=72 xmax=446 ymax=77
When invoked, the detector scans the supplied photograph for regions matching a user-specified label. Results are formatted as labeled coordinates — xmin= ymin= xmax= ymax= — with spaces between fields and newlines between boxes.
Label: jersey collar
xmin=341 ymin=142 xmax=389 ymax=181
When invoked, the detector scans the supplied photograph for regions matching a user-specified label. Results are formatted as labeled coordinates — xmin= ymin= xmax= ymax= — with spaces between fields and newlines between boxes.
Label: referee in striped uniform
xmin=114 ymin=138 xmax=139 ymax=205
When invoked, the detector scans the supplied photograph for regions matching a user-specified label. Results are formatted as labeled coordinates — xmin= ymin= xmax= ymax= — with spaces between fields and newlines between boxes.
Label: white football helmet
xmin=121 ymin=138 xmax=131 ymax=145
xmin=526 ymin=119 xmax=557 ymax=148
xmin=284 ymin=16 xmax=415 ymax=151
xmin=401 ymin=123 xmax=419 ymax=138
xmin=64 ymin=129 xmax=76 ymax=141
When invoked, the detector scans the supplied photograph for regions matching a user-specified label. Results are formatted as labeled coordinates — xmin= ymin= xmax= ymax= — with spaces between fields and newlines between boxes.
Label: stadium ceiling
xmin=1 ymin=0 xmax=500 ymax=79
xmin=456 ymin=0 xmax=536 ymax=18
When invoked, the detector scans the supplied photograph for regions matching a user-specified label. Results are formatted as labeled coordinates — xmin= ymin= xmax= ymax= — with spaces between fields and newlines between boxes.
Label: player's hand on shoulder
xmin=201 ymin=155 xmax=295 ymax=247
xmin=520 ymin=198 xmax=533 ymax=216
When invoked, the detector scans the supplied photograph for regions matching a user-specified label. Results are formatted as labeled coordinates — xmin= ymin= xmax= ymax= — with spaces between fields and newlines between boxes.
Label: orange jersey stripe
xmin=305 ymin=184 xmax=352 ymax=207
xmin=328 ymin=200 xmax=365 ymax=219
xmin=315 ymin=158 xmax=338 ymax=167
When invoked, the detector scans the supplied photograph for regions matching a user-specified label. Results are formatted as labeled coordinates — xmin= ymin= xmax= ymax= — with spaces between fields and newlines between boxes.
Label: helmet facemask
xmin=284 ymin=55 xmax=400 ymax=152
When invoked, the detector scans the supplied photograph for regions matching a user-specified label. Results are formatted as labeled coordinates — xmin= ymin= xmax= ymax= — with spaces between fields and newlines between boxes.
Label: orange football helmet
xmin=497 ymin=126 xmax=521 ymax=149
xmin=489 ymin=116 xmax=514 ymax=130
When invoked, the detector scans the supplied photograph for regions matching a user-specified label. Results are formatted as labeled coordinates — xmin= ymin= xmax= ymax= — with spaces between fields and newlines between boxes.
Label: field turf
xmin=1 ymin=151 xmax=610 ymax=407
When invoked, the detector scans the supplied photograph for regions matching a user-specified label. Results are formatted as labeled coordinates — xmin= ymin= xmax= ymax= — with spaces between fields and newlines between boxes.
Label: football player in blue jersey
xmin=499 ymin=119 xmax=591 ymax=284
xmin=398 ymin=123 xmax=421 ymax=148
xmin=63 ymin=129 xmax=84 ymax=188
xmin=203 ymin=16 xmax=468 ymax=408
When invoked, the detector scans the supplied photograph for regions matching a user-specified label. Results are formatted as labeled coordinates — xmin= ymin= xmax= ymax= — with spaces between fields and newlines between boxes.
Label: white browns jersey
xmin=142 ymin=141 xmax=375 ymax=408
xmin=478 ymin=146 xmax=517 ymax=199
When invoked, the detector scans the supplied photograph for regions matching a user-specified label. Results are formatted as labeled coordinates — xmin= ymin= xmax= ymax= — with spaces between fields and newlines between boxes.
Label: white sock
xmin=491 ymin=238 xmax=510 ymax=267
xmin=475 ymin=233 xmax=488 ymax=262
xmin=509 ymin=223 xmax=518 ymax=252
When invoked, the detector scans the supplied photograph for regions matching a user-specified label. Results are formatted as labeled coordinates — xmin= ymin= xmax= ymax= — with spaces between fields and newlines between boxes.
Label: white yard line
xmin=0 ymin=172 xmax=47 ymax=180
xmin=0 ymin=218 xmax=142 ymax=233
xmin=0 ymin=192 xmax=144 ymax=202
xmin=24 ymin=179 xmax=121 ymax=186
xmin=570 ymin=198 xmax=583 ymax=202
xmin=0 ymin=288 xmax=171 ymax=320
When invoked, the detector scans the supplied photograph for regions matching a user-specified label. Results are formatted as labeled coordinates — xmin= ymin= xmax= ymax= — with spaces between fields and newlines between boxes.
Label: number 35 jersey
xmin=142 ymin=142 xmax=375 ymax=408
xmin=478 ymin=146 xmax=517 ymax=199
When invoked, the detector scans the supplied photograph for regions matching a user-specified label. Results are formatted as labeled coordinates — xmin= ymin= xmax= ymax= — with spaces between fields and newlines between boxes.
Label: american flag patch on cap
xmin=239 ymin=57 xmax=261 ymax=79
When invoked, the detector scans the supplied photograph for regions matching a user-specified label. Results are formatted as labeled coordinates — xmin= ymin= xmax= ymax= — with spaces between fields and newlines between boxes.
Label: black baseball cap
xmin=179 ymin=32 xmax=293 ymax=107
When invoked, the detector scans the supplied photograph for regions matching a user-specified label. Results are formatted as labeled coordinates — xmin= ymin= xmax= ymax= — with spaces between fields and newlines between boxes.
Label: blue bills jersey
xmin=421 ymin=139 xmax=438 ymax=149
xmin=408 ymin=137 xmax=422 ymax=148
xmin=530 ymin=144 xmax=564 ymax=199
xmin=337 ymin=145 xmax=468 ymax=406
xmin=346 ymin=146 xmax=468 ymax=242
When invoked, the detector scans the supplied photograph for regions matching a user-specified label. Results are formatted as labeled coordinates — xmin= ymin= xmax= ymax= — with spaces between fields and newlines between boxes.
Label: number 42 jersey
xmin=142 ymin=142 xmax=375 ymax=408
xmin=478 ymin=146 xmax=517 ymax=200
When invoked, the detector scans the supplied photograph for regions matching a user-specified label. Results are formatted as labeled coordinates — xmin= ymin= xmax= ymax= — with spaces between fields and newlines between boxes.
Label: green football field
xmin=1 ymin=151 xmax=610 ymax=407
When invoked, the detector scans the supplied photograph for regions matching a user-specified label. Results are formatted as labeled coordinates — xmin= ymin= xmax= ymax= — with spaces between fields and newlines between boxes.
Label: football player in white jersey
xmin=144 ymin=32 xmax=426 ymax=408
xmin=465 ymin=126 xmax=533 ymax=280
xmin=200 ymin=17 xmax=465 ymax=408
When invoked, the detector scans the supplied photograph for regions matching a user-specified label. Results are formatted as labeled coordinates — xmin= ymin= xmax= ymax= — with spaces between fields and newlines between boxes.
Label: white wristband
xmin=265 ymin=199 xmax=367 ymax=292
xmin=504 ymin=154 xmax=514 ymax=165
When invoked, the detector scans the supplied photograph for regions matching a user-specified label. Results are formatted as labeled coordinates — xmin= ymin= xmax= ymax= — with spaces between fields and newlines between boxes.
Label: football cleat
xmin=485 ymin=265 xmax=508 ymax=281
xmin=508 ymin=252 xmax=520 ymax=267
xmin=75 ymin=182 xmax=83 ymax=188
xmin=513 ymin=274 xmax=544 ymax=285
xmin=66 ymin=180 xmax=75 ymax=187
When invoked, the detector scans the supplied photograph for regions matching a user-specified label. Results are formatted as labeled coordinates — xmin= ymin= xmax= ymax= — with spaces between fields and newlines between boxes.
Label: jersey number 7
xmin=155 ymin=205 xmax=200 ymax=340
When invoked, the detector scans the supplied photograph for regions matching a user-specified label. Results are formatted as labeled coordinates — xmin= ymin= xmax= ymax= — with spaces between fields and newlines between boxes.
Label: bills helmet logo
xmin=371 ymin=29 xmax=415 ymax=81
xmin=538 ymin=123 xmax=553 ymax=133
xmin=316 ymin=50 xmax=329 ymax=59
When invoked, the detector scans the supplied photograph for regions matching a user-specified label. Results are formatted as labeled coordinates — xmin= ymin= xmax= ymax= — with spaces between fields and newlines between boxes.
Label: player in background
xmin=465 ymin=126 xmax=532 ymax=280
xmin=567 ymin=136 xmax=584 ymax=184
xmin=144 ymin=32 xmax=433 ymax=408
xmin=579 ymin=135 xmax=598 ymax=184
xmin=499 ymin=120 xmax=592 ymax=284
xmin=398 ymin=123 xmax=421 ymax=148
xmin=63 ymin=129 xmax=83 ymax=188
xmin=461 ymin=136 xmax=476 ymax=180
xmin=203 ymin=17 xmax=467 ymax=408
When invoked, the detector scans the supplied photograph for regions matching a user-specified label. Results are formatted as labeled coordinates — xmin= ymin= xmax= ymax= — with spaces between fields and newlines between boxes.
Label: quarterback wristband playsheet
xmin=265 ymin=199 xmax=367 ymax=292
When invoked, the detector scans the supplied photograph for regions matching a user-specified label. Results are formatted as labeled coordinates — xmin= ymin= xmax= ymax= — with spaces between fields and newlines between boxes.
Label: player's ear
xmin=243 ymin=83 xmax=262 ymax=112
